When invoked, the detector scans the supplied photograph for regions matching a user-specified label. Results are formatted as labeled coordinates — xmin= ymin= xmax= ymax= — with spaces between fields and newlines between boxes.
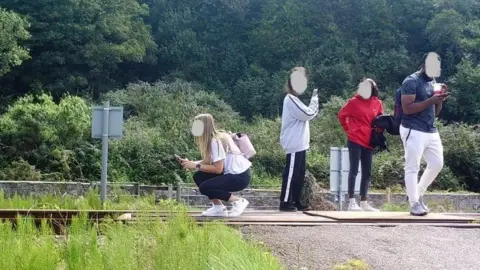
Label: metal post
xmin=330 ymin=147 xmax=342 ymax=211
xmin=76 ymin=181 xmax=82 ymax=195
xmin=168 ymin=184 xmax=173 ymax=199
xmin=338 ymin=148 xmax=343 ymax=211
xmin=100 ymin=101 xmax=110 ymax=207
xmin=134 ymin=183 xmax=140 ymax=196
xmin=176 ymin=181 xmax=181 ymax=202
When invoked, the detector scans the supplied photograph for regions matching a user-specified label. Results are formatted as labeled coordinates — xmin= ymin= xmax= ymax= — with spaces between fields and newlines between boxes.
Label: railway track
xmin=0 ymin=209 xmax=478 ymax=234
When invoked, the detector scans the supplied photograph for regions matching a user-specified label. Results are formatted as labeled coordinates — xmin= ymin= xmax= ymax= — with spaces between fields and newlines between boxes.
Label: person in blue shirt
xmin=399 ymin=53 xmax=448 ymax=216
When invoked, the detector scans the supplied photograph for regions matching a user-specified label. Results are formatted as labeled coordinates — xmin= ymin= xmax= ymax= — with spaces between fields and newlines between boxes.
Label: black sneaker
xmin=279 ymin=202 xmax=297 ymax=212
xmin=294 ymin=203 xmax=311 ymax=211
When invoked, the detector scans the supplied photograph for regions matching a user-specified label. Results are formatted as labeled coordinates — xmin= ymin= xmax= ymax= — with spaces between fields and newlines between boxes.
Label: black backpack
xmin=370 ymin=127 xmax=388 ymax=153
xmin=392 ymin=88 xmax=403 ymax=136
xmin=371 ymin=114 xmax=397 ymax=153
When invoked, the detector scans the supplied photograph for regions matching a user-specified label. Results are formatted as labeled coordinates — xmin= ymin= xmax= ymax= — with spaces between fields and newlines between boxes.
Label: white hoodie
xmin=280 ymin=93 xmax=319 ymax=154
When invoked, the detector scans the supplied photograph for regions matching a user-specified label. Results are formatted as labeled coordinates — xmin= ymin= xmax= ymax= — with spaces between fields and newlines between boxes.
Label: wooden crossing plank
xmin=304 ymin=211 xmax=480 ymax=223
xmin=198 ymin=222 xmax=480 ymax=228
xmin=127 ymin=211 xmax=336 ymax=222
xmin=194 ymin=213 xmax=335 ymax=223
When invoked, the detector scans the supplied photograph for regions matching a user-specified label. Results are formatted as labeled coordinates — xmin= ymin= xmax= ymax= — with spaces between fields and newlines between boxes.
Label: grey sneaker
xmin=410 ymin=202 xmax=428 ymax=216
xmin=419 ymin=196 xmax=430 ymax=213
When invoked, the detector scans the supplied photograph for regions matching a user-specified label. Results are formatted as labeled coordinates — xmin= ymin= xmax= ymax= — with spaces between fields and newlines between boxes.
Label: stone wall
xmin=0 ymin=181 xmax=479 ymax=212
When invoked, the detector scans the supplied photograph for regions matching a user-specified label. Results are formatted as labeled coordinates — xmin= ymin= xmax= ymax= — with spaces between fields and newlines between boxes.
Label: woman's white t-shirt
xmin=210 ymin=138 xmax=251 ymax=174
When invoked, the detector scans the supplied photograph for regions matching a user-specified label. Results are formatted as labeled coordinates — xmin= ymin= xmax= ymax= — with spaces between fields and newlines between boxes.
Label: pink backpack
xmin=231 ymin=133 xmax=256 ymax=159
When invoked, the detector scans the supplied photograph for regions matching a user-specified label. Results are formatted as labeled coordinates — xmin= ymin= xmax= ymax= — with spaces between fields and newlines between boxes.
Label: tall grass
xmin=0 ymin=211 xmax=283 ymax=269
xmin=0 ymin=190 xmax=284 ymax=269
xmin=0 ymin=188 xmax=180 ymax=211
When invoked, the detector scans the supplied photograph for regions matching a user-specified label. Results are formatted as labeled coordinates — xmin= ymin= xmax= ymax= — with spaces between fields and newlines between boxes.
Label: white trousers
xmin=400 ymin=125 xmax=444 ymax=204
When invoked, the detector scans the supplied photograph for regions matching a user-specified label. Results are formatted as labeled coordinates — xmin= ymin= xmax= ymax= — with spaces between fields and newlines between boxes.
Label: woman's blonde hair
xmin=193 ymin=113 xmax=230 ymax=164
xmin=285 ymin=66 xmax=308 ymax=95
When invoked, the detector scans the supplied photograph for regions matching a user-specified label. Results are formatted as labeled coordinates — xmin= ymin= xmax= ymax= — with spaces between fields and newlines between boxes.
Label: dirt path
xmin=242 ymin=225 xmax=480 ymax=270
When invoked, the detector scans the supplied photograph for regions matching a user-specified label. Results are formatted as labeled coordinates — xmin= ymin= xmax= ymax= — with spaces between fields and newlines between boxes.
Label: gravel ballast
xmin=242 ymin=225 xmax=480 ymax=270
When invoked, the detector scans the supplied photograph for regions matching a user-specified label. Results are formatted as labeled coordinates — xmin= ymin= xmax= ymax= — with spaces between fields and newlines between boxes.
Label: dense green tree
xmin=444 ymin=58 xmax=480 ymax=123
xmin=0 ymin=0 xmax=156 ymax=99
xmin=0 ymin=8 xmax=30 ymax=76
xmin=0 ymin=0 xmax=480 ymax=190
xmin=2 ymin=0 xmax=480 ymax=120
xmin=0 ymin=93 xmax=93 ymax=181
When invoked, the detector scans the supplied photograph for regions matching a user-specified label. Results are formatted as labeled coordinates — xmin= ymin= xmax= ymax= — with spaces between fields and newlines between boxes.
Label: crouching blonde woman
xmin=177 ymin=113 xmax=251 ymax=217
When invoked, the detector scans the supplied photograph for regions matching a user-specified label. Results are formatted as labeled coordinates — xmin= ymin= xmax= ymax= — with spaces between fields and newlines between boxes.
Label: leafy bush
xmin=103 ymin=81 xmax=244 ymax=184
xmin=438 ymin=122 xmax=480 ymax=191
xmin=0 ymin=94 xmax=93 ymax=181
xmin=0 ymin=159 xmax=42 ymax=181
xmin=0 ymin=81 xmax=478 ymax=192
xmin=308 ymin=96 xmax=469 ymax=192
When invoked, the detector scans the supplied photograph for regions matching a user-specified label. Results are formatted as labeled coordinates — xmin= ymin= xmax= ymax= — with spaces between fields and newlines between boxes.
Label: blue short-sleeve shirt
xmin=400 ymin=72 xmax=437 ymax=133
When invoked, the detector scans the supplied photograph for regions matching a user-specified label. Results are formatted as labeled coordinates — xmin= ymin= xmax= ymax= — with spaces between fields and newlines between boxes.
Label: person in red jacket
xmin=338 ymin=78 xmax=384 ymax=211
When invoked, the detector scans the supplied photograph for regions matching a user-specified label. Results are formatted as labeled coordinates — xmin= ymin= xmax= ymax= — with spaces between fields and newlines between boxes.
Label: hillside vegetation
xmin=0 ymin=0 xmax=479 ymax=191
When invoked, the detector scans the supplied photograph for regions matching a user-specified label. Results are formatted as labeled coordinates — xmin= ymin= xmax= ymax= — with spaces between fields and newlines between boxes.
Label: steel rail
xmin=0 ymin=209 xmax=477 ymax=235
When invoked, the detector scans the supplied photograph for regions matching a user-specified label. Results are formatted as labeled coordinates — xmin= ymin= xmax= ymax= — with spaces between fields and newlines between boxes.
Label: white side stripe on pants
xmin=284 ymin=152 xmax=296 ymax=202
xmin=400 ymin=125 xmax=444 ymax=204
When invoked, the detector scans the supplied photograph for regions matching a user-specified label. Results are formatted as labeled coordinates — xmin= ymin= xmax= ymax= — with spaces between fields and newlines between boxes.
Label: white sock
xmin=349 ymin=198 xmax=356 ymax=204
xmin=360 ymin=201 xmax=368 ymax=206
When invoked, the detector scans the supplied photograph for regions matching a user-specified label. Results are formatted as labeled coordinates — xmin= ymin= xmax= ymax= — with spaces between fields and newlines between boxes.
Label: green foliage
xmin=0 ymin=0 xmax=479 ymax=121
xmin=438 ymin=122 xmax=480 ymax=191
xmin=0 ymin=0 xmax=156 ymax=97
xmin=0 ymin=8 xmax=30 ymax=76
xmin=0 ymin=213 xmax=282 ymax=269
xmin=0 ymin=1 xmax=480 ymax=192
xmin=0 ymin=159 xmax=42 ymax=181
xmin=0 ymin=94 xmax=93 ymax=181
xmin=380 ymin=203 xmax=409 ymax=212
xmin=426 ymin=9 xmax=464 ymax=47
xmin=311 ymin=96 xmax=348 ymax=154
xmin=0 ymin=81 xmax=477 ymax=192
xmin=445 ymin=59 xmax=480 ymax=123
xmin=103 ymin=81 xmax=243 ymax=184
xmin=333 ymin=259 xmax=370 ymax=270
xmin=0 ymin=188 xmax=177 ymax=210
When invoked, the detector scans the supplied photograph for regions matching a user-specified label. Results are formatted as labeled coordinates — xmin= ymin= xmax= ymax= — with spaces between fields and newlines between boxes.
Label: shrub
xmin=103 ymin=81 xmax=245 ymax=184
xmin=315 ymin=96 xmax=468 ymax=192
xmin=0 ymin=94 xmax=92 ymax=181
xmin=438 ymin=122 xmax=480 ymax=191
xmin=0 ymin=159 xmax=42 ymax=181
xmin=0 ymin=82 xmax=478 ymax=192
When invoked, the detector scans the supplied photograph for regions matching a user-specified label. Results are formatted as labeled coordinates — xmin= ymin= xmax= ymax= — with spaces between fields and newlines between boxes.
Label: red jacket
xmin=338 ymin=95 xmax=384 ymax=149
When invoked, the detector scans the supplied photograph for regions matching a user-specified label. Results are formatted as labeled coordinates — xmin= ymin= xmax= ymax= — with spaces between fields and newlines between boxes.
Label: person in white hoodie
xmin=279 ymin=67 xmax=319 ymax=211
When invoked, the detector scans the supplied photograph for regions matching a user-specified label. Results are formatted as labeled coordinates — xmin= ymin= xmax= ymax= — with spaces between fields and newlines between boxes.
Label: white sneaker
xmin=229 ymin=198 xmax=249 ymax=217
xmin=201 ymin=204 xmax=228 ymax=217
xmin=360 ymin=201 xmax=380 ymax=212
xmin=348 ymin=200 xmax=362 ymax=211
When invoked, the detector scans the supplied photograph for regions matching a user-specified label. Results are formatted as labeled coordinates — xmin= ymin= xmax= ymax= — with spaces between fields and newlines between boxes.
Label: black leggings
xmin=193 ymin=169 xmax=251 ymax=201
xmin=347 ymin=141 xmax=373 ymax=200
